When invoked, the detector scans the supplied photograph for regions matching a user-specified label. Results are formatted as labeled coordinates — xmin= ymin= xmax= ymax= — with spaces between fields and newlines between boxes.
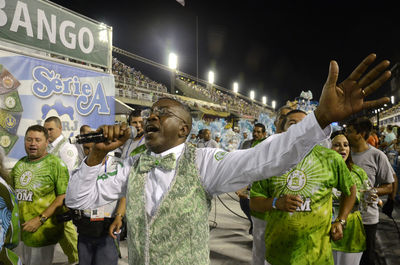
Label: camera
xmin=56 ymin=209 xmax=83 ymax=223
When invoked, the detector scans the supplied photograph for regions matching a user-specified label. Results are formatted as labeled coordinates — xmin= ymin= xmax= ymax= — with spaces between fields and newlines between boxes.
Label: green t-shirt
xmin=250 ymin=145 xmax=354 ymax=265
xmin=11 ymin=154 xmax=69 ymax=247
xmin=331 ymin=164 xmax=368 ymax=253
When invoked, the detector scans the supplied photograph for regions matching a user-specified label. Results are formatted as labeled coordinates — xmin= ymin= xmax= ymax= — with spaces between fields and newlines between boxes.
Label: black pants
xmin=360 ymin=223 xmax=378 ymax=265
xmin=239 ymin=197 xmax=253 ymax=230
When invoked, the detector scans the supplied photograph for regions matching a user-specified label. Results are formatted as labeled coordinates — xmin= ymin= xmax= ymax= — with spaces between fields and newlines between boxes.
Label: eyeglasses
xmin=141 ymin=107 xmax=187 ymax=124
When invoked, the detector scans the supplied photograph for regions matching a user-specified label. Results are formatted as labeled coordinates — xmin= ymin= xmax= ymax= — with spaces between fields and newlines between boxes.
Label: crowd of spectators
xmin=112 ymin=58 xmax=168 ymax=93
xmin=179 ymin=77 xmax=266 ymax=118
xmin=112 ymin=58 xmax=267 ymax=118
xmin=371 ymin=103 xmax=400 ymax=127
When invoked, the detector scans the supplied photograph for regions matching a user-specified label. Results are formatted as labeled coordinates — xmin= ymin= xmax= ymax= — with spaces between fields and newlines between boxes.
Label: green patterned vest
xmin=126 ymin=143 xmax=212 ymax=265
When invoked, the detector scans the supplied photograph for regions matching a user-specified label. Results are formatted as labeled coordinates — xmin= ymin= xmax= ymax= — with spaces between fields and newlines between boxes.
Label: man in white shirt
xmin=66 ymin=54 xmax=391 ymax=265
xmin=44 ymin=116 xmax=79 ymax=264
xmin=44 ymin=117 xmax=79 ymax=171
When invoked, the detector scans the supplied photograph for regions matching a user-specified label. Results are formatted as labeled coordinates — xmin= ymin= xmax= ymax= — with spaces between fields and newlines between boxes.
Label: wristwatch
xmin=334 ymin=218 xmax=346 ymax=228
xmin=39 ymin=214 xmax=48 ymax=225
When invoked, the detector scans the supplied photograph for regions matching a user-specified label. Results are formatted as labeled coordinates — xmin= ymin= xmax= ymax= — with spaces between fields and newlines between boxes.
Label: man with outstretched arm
xmin=66 ymin=54 xmax=391 ymax=265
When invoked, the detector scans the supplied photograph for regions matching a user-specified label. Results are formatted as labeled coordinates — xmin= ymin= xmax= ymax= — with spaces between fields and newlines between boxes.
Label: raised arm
xmin=199 ymin=54 xmax=391 ymax=195
xmin=315 ymin=54 xmax=390 ymax=128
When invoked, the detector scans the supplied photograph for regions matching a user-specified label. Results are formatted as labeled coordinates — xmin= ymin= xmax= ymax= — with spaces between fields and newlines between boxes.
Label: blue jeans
xmin=78 ymin=234 xmax=119 ymax=265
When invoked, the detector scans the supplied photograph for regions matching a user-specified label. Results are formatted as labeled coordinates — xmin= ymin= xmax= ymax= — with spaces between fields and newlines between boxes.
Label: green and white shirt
xmin=331 ymin=164 xmax=368 ymax=253
xmin=251 ymin=145 xmax=354 ymax=265
xmin=11 ymin=154 xmax=69 ymax=247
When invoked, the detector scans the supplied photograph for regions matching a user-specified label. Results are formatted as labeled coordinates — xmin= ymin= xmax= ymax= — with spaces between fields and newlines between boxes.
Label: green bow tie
xmin=137 ymin=153 xmax=176 ymax=173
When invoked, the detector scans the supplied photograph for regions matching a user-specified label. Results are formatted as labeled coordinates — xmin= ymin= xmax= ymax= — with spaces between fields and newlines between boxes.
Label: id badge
xmin=90 ymin=206 xmax=105 ymax=221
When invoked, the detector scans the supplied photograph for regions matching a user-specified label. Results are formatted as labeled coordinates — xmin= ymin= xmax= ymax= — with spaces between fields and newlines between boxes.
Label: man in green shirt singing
xmin=11 ymin=125 xmax=70 ymax=265
xmin=250 ymin=110 xmax=357 ymax=265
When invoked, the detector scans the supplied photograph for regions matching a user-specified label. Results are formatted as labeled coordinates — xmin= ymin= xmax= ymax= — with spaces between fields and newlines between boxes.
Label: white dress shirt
xmin=66 ymin=113 xmax=331 ymax=216
xmin=48 ymin=134 xmax=79 ymax=172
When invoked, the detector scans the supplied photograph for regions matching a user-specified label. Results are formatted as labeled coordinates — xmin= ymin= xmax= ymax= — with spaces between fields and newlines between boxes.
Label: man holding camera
xmin=11 ymin=125 xmax=70 ymax=265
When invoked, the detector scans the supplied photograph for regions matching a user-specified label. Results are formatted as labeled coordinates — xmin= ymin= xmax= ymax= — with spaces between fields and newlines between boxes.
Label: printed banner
xmin=0 ymin=48 xmax=115 ymax=162
xmin=0 ymin=0 xmax=112 ymax=67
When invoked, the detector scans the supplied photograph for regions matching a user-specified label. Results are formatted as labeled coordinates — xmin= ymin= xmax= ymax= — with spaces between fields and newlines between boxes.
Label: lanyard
xmin=125 ymin=136 xmax=144 ymax=158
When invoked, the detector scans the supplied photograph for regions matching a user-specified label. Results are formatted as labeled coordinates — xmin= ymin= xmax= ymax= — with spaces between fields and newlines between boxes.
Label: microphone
xmin=69 ymin=126 xmax=137 ymax=144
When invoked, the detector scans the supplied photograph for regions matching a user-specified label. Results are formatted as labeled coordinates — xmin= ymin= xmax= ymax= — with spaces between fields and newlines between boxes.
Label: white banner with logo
xmin=0 ymin=48 xmax=115 ymax=164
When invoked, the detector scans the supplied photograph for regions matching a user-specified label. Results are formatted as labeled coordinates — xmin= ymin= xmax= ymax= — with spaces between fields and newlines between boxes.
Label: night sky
xmin=51 ymin=0 xmax=400 ymax=108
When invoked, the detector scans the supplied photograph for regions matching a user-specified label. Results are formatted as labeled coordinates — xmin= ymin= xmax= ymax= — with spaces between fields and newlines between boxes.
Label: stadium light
xmin=208 ymin=71 xmax=215 ymax=84
xmin=168 ymin=53 xmax=178 ymax=70
xmin=391 ymin=95 xmax=395 ymax=104
xmin=233 ymin=82 xmax=239 ymax=93
xmin=262 ymin=96 xmax=267 ymax=105
xmin=250 ymin=90 xmax=255 ymax=100
xmin=272 ymin=100 xmax=276 ymax=109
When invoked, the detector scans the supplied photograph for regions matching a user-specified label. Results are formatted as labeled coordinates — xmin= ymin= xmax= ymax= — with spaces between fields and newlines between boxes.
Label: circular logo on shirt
xmin=20 ymin=171 xmax=33 ymax=186
xmin=214 ymin=151 xmax=228 ymax=161
xmin=286 ymin=170 xmax=307 ymax=191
